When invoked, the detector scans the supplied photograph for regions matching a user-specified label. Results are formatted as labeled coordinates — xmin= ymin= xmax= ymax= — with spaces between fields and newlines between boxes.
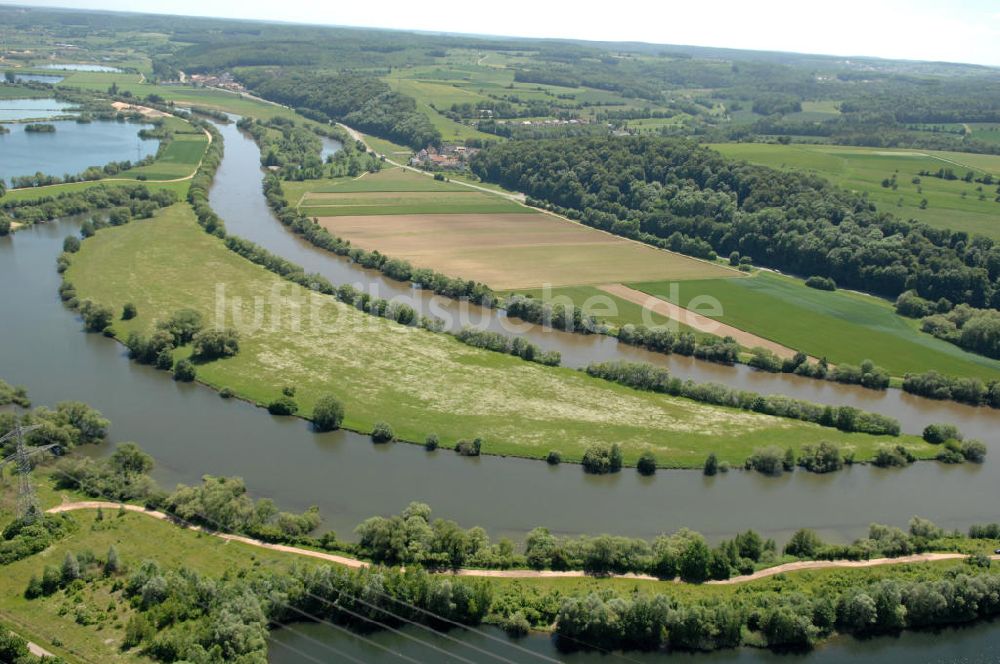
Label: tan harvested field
xmin=318 ymin=212 xmax=739 ymax=289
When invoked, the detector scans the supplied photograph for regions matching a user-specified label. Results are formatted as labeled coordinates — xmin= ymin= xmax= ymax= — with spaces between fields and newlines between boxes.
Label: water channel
xmin=268 ymin=618 xmax=1000 ymax=664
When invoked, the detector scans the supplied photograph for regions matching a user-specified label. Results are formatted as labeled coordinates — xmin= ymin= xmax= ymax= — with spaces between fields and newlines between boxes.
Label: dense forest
xmin=235 ymin=70 xmax=441 ymax=148
xmin=470 ymin=136 xmax=1000 ymax=308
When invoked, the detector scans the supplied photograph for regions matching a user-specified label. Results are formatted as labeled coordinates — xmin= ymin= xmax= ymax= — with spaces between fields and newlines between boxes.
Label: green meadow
xmin=711 ymin=142 xmax=1000 ymax=240
xmin=64 ymin=204 xmax=932 ymax=468
xmin=631 ymin=271 xmax=1000 ymax=380
xmin=510 ymin=284 xmax=708 ymax=338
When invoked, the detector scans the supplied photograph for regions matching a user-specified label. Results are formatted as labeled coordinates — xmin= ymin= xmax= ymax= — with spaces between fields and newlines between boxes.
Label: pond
xmin=0 ymin=118 xmax=158 ymax=182
xmin=39 ymin=63 xmax=121 ymax=72
xmin=11 ymin=74 xmax=64 ymax=84
xmin=0 ymin=98 xmax=76 ymax=122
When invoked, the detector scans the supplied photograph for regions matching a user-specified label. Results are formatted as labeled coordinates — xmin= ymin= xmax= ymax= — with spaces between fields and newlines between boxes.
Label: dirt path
xmin=598 ymin=283 xmax=803 ymax=359
xmin=47 ymin=502 xmax=997 ymax=583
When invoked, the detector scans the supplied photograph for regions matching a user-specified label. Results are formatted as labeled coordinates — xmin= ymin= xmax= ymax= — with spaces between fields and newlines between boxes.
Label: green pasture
xmin=631 ymin=271 xmax=1000 ymax=380
xmin=299 ymin=189 xmax=528 ymax=216
xmin=710 ymin=142 xmax=1000 ymax=240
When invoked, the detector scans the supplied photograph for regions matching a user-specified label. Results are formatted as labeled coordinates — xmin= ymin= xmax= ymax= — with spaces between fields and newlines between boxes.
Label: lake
xmin=0 ymin=118 xmax=158 ymax=182
xmin=0 ymin=98 xmax=76 ymax=122
xmin=39 ymin=63 xmax=121 ymax=72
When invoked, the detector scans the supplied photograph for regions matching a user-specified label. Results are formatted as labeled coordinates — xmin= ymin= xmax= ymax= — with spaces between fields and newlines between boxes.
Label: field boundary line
xmin=598 ymin=283 xmax=807 ymax=359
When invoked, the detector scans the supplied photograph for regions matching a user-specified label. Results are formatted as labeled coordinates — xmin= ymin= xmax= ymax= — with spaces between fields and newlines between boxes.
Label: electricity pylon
xmin=0 ymin=424 xmax=57 ymax=524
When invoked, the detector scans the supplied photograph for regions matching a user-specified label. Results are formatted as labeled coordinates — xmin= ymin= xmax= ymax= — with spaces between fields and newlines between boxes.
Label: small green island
xmin=23 ymin=122 xmax=56 ymax=133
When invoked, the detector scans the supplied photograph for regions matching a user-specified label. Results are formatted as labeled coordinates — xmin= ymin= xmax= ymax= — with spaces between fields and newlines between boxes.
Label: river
xmin=268 ymin=618 xmax=1000 ymax=663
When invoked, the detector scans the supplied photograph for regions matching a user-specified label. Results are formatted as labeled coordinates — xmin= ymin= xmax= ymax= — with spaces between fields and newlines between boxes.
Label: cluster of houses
xmin=502 ymin=118 xmax=589 ymax=126
xmin=188 ymin=72 xmax=246 ymax=93
xmin=409 ymin=145 xmax=478 ymax=170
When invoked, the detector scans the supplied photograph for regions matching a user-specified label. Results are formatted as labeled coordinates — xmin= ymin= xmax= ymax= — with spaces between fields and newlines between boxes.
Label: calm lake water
xmin=268 ymin=619 xmax=1000 ymax=664
xmin=39 ymin=63 xmax=121 ymax=72
xmin=12 ymin=74 xmax=64 ymax=84
xmin=0 ymin=118 xmax=158 ymax=181
xmin=0 ymin=98 xmax=76 ymax=122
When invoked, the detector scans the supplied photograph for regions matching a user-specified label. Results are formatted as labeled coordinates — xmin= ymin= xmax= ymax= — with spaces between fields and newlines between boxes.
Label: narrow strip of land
xmin=598 ymin=283 xmax=803 ymax=359
xmin=48 ymin=502 xmax=996 ymax=584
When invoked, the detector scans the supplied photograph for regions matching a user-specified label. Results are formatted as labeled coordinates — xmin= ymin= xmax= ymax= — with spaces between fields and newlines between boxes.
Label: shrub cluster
xmin=902 ymin=369 xmax=1000 ymax=407
xmin=453 ymin=327 xmax=560 ymax=365
xmin=3 ymin=183 xmax=175 ymax=227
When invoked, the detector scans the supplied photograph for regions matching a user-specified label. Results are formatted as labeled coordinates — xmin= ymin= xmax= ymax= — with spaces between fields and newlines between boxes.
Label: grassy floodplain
xmin=631 ymin=271 xmax=1000 ymax=380
xmin=710 ymin=142 xmax=1000 ymax=240
xmin=63 ymin=204 xmax=934 ymax=467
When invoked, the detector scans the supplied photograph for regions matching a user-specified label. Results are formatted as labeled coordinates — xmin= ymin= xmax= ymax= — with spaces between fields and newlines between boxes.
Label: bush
xmin=546 ymin=450 xmax=562 ymax=465
xmin=922 ymin=423 xmax=962 ymax=444
xmin=191 ymin=328 xmax=240 ymax=359
xmin=703 ymin=453 xmax=719 ymax=476
xmin=745 ymin=446 xmax=784 ymax=476
xmin=456 ymin=438 xmax=482 ymax=456
xmin=312 ymin=394 xmax=345 ymax=432
xmin=502 ymin=612 xmax=531 ymax=638
xmin=637 ymin=451 xmax=657 ymax=476
xmin=121 ymin=302 xmax=137 ymax=320
xmin=581 ymin=443 xmax=623 ymax=474
xmin=872 ymin=445 xmax=916 ymax=468
xmin=219 ymin=386 xmax=234 ymax=399
xmin=80 ymin=300 xmax=114 ymax=332
xmin=784 ymin=528 xmax=822 ymax=557
xmin=267 ymin=396 xmax=298 ymax=416
xmin=961 ymin=440 xmax=987 ymax=463
xmin=172 ymin=359 xmax=196 ymax=382
xmin=63 ymin=235 xmax=81 ymax=253
xmin=157 ymin=309 xmax=203 ymax=345
xmin=424 ymin=434 xmax=439 ymax=451
xmin=798 ymin=441 xmax=843 ymax=473
xmin=371 ymin=421 xmax=394 ymax=443
xmin=805 ymin=275 xmax=836 ymax=291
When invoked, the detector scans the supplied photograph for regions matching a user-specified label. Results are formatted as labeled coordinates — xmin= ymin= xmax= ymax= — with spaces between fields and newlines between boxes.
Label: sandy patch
xmin=318 ymin=213 xmax=734 ymax=289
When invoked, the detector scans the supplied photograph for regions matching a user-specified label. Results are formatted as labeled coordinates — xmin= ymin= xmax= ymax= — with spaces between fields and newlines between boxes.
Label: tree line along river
xmin=2 ymin=117 xmax=1000 ymax=660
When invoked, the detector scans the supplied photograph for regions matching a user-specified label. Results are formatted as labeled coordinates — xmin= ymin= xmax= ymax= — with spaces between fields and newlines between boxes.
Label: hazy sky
xmin=9 ymin=0 xmax=1000 ymax=67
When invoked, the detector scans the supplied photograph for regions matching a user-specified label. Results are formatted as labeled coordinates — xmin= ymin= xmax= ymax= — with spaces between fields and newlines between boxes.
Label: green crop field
xmin=631 ymin=271 xmax=1000 ymax=380
xmin=64 ymin=204 xmax=931 ymax=467
xmin=121 ymin=132 xmax=208 ymax=180
xmin=508 ymin=285 xmax=709 ymax=338
xmin=710 ymin=142 xmax=1000 ymax=240
xmin=283 ymin=168 xmax=470 ymax=199
xmin=384 ymin=75 xmax=497 ymax=144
